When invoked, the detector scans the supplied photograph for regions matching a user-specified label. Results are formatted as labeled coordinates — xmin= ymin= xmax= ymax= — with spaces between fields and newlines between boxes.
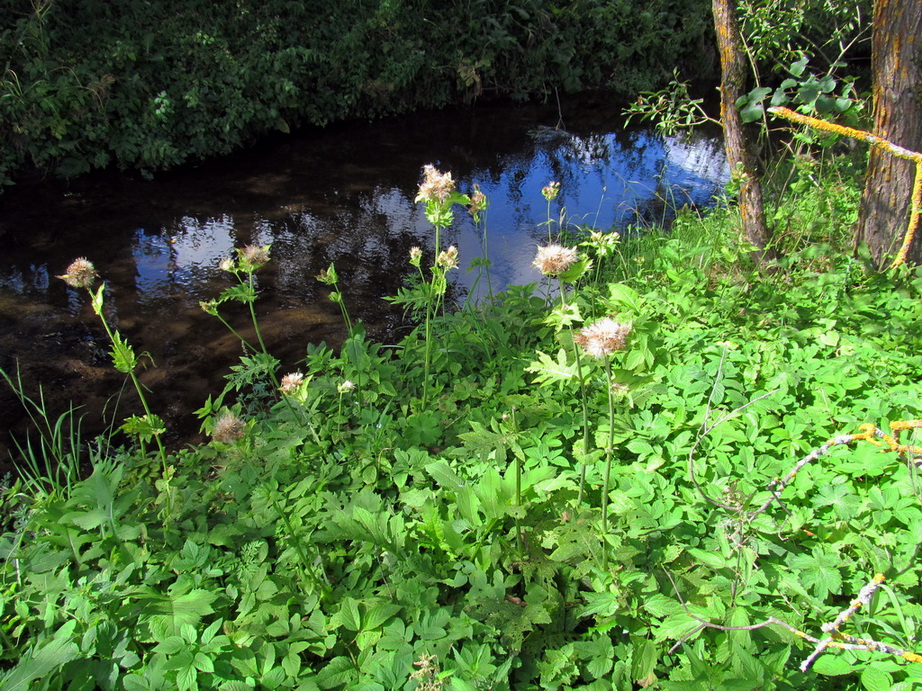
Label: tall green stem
xmin=601 ymin=359 xmax=615 ymax=567
xmin=247 ymin=273 xmax=270 ymax=356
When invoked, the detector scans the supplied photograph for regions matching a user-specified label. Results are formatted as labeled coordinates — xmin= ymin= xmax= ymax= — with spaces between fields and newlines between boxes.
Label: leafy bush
xmin=2 ymin=173 xmax=922 ymax=687
xmin=0 ymin=0 xmax=714 ymax=187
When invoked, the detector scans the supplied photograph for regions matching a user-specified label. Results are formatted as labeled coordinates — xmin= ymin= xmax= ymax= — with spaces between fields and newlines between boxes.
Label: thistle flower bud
xmin=532 ymin=244 xmax=578 ymax=276
xmin=468 ymin=184 xmax=487 ymax=217
xmin=199 ymin=299 xmax=219 ymax=316
xmin=409 ymin=246 xmax=423 ymax=267
xmin=337 ymin=380 xmax=355 ymax=394
xmin=58 ymin=258 xmax=97 ymax=289
xmin=219 ymin=256 xmax=236 ymax=273
xmin=541 ymin=181 xmax=561 ymax=201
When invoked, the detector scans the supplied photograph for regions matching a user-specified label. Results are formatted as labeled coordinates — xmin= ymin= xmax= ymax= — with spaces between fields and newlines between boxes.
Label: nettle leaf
xmin=526 ymin=349 xmax=579 ymax=387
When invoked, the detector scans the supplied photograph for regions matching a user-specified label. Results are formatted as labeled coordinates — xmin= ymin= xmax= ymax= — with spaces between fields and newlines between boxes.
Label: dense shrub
xmin=0 ymin=0 xmax=714 ymax=187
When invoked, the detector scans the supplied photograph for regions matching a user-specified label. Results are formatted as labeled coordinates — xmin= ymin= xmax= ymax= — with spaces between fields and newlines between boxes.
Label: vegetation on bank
xmin=0 ymin=0 xmax=714 ymax=188
xmin=2 ymin=154 xmax=922 ymax=688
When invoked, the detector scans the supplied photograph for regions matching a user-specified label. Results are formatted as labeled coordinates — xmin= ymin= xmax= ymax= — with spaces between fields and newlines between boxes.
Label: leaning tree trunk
xmin=857 ymin=0 xmax=922 ymax=268
xmin=712 ymin=0 xmax=771 ymax=252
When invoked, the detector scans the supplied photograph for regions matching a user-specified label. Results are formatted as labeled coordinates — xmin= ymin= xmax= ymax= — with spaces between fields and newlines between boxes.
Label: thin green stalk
xmin=247 ymin=272 xmax=270 ymax=355
xmin=558 ymin=275 xmax=591 ymax=511
xmin=601 ymin=359 xmax=615 ymax=566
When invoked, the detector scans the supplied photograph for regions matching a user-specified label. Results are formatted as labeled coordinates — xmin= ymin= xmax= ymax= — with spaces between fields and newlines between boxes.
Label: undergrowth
xmin=1 ymin=170 xmax=922 ymax=689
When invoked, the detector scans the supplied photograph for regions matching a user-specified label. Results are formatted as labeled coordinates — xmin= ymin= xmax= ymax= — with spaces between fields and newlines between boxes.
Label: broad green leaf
xmin=526 ymin=349 xmax=579 ymax=387
xmin=861 ymin=668 xmax=894 ymax=691
xmin=0 ymin=620 xmax=79 ymax=690
xmin=812 ymin=654 xmax=855 ymax=676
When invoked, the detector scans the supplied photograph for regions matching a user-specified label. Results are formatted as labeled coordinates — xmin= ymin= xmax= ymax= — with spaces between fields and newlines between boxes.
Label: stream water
xmin=0 ymin=97 xmax=728 ymax=464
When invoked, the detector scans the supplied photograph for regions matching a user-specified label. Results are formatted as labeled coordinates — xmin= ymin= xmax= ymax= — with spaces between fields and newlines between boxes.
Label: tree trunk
xmin=857 ymin=0 xmax=922 ymax=268
xmin=712 ymin=0 xmax=771 ymax=251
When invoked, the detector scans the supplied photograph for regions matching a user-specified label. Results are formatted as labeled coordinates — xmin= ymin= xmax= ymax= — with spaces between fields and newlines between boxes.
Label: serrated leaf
xmin=526 ymin=349 xmax=579 ymax=387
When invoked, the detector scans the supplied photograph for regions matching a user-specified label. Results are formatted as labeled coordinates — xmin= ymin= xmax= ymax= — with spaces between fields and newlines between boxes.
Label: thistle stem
xmin=601 ymin=359 xmax=615 ymax=567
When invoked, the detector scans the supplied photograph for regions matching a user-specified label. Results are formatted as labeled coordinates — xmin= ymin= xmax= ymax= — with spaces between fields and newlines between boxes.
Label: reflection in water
xmin=0 ymin=99 xmax=727 ymax=458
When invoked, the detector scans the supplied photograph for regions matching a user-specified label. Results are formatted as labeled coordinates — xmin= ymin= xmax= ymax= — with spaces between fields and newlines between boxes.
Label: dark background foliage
xmin=0 ymin=0 xmax=715 ymax=187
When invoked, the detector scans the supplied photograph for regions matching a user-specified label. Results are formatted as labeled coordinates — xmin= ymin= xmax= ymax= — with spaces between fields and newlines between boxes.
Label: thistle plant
xmin=542 ymin=180 xmax=561 ymax=243
xmin=465 ymin=183 xmax=494 ymax=306
xmin=532 ymin=242 xmax=595 ymax=508
xmin=573 ymin=317 xmax=632 ymax=566
xmin=203 ymin=244 xmax=274 ymax=358
xmin=414 ymin=164 xmax=470 ymax=407
xmin=58 ymin=258 xmax=168 ymax=472
xmin=316 ymin=263 xmax=353 ymax=335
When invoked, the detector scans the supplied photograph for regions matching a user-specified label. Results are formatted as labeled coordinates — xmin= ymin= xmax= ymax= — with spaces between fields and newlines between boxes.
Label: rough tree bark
xmin=857 ymin=0 xmax=922 ymax=268
xmin=712 ymin=0 xmax=771 ymax=252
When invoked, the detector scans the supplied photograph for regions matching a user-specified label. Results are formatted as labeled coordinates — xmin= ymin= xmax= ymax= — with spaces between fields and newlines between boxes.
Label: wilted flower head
xmin=542 ymin=181 xmax=561 ymax=201
xmin=337 ymin=379 xmax=355 ymax=394
xmin=212 ymin=412 xmax=246 ymax=443
xmin=58 ymin=258 xmax=97 ymax=289
xmin=468 ymin=184 xmax=487 ymax=217
xmin=435 ymin=245 xmax=459 ymax=270
xmin=316 ymin=263 xmax=338 ymax=285
xmin=409 ymin=246 xmax=423 ymax=267
xmin=280 ymin=372 xmax=305 ymax=394
xmin=238 ymin=244 xmax=270 ymax=272
xmin=416 ymin=164 xmax=455 ymax=204
xmin=574 ymin=318 xmax=632 ymax=358
xmin=533 ymin=243 xmax=578 ymax=276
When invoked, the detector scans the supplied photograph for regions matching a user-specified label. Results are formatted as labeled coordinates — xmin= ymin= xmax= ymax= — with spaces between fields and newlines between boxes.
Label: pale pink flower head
xmin=574 ymin=318 xmax=632 ymax=358
xmin=416 ymin=164 xmax=455 ymax=204
xmin=238 ymin=244 xmax=271 ymax=272
xmin=436 ymin=245 xmax=459 ymax=270
xmin=279 ymin=372 xmax=305 ymax=394
xmin=533 ymin=243 xmax=578 ymax=276
xmin=58 ymin=258 xmax=97 ymax=289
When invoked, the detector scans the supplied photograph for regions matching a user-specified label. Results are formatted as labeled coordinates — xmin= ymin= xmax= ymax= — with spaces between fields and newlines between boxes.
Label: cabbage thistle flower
xmin=58 ymin=258 xmax=97 ymax=289
xmin=542 ymin=181 xmax=561 ymax=201
xmin=279 ymin=372 xmax=305 ymax=394
xmin=239 ymin=244 xmax=271 ymax=272
xmin=533 ymin=243 xmax=578 ymax=276
xmin=212 ymin=412 xmax=246 ymax=443
xmin=574 ymin=318 xmax=632 ymax=358
xmin=435 ymin=245 xmax=459 ymax=270
xmin=337 ymin=380 xmax=355 ymax=394
xmin=409 ymin=246 xmax=423 ymax=267
xmin=468 ymin=184 xmax=487 ymax=218
xmin=416 ymin=164 xmax=455 ymax=204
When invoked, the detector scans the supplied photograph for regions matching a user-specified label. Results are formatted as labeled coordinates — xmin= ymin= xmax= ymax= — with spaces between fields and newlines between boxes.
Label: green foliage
xmin=4 ymin=173 xmax=922 ymax=688
xmin=0 ymin=0 xmax=713 ymax=188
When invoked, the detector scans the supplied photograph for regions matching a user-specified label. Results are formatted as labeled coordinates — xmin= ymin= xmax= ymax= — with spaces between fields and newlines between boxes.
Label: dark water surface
xmin=0 ymin=98 xmax=728 ymax=461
